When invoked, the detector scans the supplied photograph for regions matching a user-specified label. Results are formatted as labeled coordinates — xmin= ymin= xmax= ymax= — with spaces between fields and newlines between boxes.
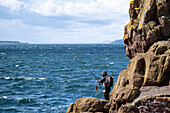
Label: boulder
xmin=66 ymin=97 xmax=110 ymax=113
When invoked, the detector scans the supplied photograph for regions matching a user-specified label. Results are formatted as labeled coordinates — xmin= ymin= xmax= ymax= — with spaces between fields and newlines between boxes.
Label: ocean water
xmin=0 ymin=44 xmax=129 ymax=113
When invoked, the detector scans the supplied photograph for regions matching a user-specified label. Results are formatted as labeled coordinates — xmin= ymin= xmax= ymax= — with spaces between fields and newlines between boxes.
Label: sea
xmin=0 ymin=44 xmax=129 ymax=113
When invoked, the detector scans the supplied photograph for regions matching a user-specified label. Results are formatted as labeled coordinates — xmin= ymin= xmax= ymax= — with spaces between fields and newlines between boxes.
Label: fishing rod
xmin=74 ymin=56 xmax=98 ymax=92
xmin=77 ymin=59 xmax=98 ymax=80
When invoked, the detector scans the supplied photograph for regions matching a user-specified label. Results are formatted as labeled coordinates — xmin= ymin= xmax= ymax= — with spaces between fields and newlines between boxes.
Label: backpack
xmin=107 ymin=76 xmax=114 ymax=87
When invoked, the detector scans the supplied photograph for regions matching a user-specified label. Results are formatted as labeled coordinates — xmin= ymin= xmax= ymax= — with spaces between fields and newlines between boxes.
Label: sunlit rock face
xmin=109 ymin=40 xmax=170 ymax=112
xmin=124 ymin=0 xmax=170 ymax=59
xmin=66 ymin=97 xmax=110 ymax=113
xmin=109 ymin=0 xmax=170 ymax=112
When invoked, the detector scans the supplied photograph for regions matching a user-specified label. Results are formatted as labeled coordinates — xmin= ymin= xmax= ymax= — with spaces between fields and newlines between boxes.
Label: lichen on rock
xmin=109 ymin=0 xmax=170 ymax=112
xmin=124 ymin=0 xmax=170 ymax=59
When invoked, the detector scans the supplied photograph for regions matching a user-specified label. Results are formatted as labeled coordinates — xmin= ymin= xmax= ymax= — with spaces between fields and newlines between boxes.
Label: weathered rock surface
xmin=109 ymin=40 xmax=170 ymax=112
xmin=118 ymin=94 xmax=170 ymax=113
xmin=109 ymin=0 xmax=170 ymax=111
xmin=124 ymin=0 xmax=170 ymax=59
xmin=66 ymin=97 xmax=110 ymax=113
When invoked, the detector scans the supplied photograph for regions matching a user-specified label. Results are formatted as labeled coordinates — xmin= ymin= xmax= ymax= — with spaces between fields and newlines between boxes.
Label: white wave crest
xmin=4 ymin=77 xmax=10 ymax=80
xmin=109 ymin=62 xmax=114 ymax=65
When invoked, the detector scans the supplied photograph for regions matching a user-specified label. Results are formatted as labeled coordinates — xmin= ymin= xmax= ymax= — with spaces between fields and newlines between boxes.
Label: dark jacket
xmin=97 ymin=76 xmax=111 ymax=93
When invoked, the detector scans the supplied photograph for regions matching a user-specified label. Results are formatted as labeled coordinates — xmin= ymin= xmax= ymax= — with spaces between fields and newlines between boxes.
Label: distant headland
xmin=0 ymin=41 xmax=29 ymax=45
xmin=110 ymin=39 xmax=124 ymax=44
xmin=104 ymin=39 xmax=124 ymax=44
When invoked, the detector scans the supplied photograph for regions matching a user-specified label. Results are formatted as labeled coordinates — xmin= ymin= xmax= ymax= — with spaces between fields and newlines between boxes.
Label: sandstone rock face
xmin=124 ymin=0 xmax=170 ymax=59
xmin=109 ymin=40 xmax=170 ymax=112
xmin=143 ymin=41 xmax=170 ymax=86
xmin=109 ymin=0 xmax=170 ymax=112
xmin=66 ymin=97 xmax=110 ymax=113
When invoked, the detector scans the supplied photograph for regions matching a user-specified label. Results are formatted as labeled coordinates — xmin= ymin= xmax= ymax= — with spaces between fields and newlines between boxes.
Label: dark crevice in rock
xmin=135 ymin=58 xmax=146 ymax=75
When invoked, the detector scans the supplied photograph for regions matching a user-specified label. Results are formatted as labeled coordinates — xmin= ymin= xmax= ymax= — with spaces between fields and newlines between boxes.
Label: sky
xmin=0 ymin=0 xmax=131 ymax=44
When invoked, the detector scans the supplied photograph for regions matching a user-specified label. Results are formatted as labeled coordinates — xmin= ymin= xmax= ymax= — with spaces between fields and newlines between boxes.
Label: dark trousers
xmin=104 ymin=92 xmax=110 ymax=100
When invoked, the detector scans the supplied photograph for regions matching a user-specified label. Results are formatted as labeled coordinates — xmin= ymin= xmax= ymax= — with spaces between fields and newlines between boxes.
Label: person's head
xmin=101 ymin=71 xmax=107 ymax=77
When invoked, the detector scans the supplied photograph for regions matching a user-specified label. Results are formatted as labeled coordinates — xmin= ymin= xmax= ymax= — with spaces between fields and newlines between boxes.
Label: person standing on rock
xmin=96 ymin=71 xmax=113 ymax=100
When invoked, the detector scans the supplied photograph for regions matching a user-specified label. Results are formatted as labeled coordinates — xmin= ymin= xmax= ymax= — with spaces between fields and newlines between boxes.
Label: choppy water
xmin=0 ymin=44 xmax=129 ymax=113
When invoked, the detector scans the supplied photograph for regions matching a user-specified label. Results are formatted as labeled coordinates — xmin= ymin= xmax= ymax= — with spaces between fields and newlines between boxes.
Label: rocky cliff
xmin=67 ymin=0 xmax=170 ymax=113
xmin=124 ymin=0 xmax=170 ymax=59
xmin=109 ymin=40 xmax=170 ymax=113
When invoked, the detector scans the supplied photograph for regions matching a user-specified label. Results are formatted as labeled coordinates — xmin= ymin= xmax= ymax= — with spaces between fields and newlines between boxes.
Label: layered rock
xmin=124 ymin=0 xmax=170 ymax=59
xmin=119 ymin=94 xmax=170 ymax=113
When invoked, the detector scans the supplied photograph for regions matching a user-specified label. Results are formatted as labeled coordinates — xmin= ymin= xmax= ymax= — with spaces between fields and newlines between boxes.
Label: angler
xmin=96 ymin=71 xmax=113 ymax=100
xmin=75 ymin=57 xmax=113 ymax=100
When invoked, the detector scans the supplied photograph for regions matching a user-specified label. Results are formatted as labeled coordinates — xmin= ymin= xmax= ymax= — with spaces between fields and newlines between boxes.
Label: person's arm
xmin=96 ymin=77 xmax=106 ymax=84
